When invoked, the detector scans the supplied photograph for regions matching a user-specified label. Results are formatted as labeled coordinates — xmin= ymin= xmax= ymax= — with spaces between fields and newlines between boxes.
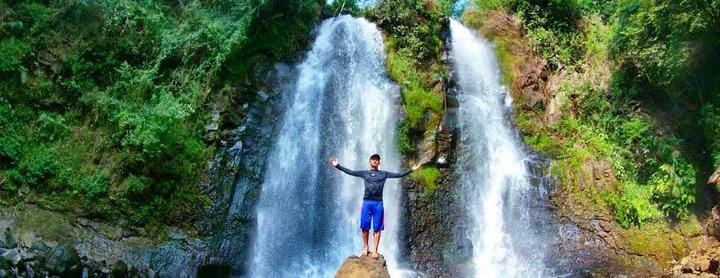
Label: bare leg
xmin=371 ymin=231 xmax=381 ymax=259
xmin=362 ymin=230 xmax=369 ymax=256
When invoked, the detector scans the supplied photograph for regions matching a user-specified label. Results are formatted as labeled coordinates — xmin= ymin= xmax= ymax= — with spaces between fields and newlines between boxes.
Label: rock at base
xmin=335 ymin=255 xmax=391 ymax=278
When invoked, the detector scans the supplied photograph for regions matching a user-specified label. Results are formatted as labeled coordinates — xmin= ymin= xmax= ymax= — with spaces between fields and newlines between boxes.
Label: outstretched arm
xmin=385 ymin=162 xmax=423 ymax=178
xmin=385 ymin=170 xmax=412 ymax=178
xmin=329 ymin=157 xmax=364 ymax=177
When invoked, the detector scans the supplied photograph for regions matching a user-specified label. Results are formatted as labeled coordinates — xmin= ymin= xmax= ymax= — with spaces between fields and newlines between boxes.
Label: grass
xmin=412 ymin=166 xmax=441 ymax=196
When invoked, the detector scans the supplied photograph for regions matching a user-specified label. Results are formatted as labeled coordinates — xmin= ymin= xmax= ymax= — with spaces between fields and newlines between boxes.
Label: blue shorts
xmin=360 ymin=199 xmax=384 ymax=232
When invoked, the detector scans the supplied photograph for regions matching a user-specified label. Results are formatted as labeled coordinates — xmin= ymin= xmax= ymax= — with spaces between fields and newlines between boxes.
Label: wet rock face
xmin=400 ymin=107 xmax=467 ymax=276
xmin=335 ymin=255 xmax=391 ymax=278
xmin=46 ymin=243 xmax=82 ymax=276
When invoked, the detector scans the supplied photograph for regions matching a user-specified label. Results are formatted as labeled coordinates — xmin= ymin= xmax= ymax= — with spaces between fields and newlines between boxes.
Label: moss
xmin=16 ymin=207 xmax=75 ymax=242
xmin=412 ymin=166 xmax=441 ymax=196
xmin=493 ymin=37 xmax=517 ymax=87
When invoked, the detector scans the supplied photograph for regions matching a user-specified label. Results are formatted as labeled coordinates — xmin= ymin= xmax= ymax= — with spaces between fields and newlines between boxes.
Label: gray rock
xmin=258 ymin=91 xmax=269 ymax=102
xmin=204 ymin=122 xmax=219 ymax=132
xmin=46 ymin=244 xmax=82 ymax=276
xmin=30 ymin=241 xmax=49 ymax=254
xmin=25 ymin=263 xmax=34 ymax=278
xmin=227 ymin=141 xmax=243 ymax=157
xmin=0 ymin=231 xmax=16 ymax=249
xmin=0 ymin=269 xmax=6 ymax=278
xmin=2 ymin=249 xmax=20 ymax=265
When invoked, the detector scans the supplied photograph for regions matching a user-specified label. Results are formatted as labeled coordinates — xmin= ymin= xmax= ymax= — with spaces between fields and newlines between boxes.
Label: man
xmin=328 ymin=154 xmax=421 ymax=259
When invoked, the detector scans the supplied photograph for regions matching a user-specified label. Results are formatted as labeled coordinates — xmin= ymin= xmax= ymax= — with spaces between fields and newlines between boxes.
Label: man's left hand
xmin=411 ymin=162 xmax=422 ymax=171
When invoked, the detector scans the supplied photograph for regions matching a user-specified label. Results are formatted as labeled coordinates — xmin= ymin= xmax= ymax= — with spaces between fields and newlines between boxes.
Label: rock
xmin=258 ymin=91 xmax=269 ymax=102
xmin=0 ymin=230 xmax=16 ymax=249
xmin=698 ymin=259 xmax=711 ymax=272
xmin=227 ymin=141 xmax=243 ymax=157
xmin=335 ymin=255 xmax=390 ymax=278
xmin=25 ymin=262 xmax=34 ymax=278
xmin=111 ymin=260 xmax=128 ymax=277
xmin=682 ymin=262 xmax=696 ymax=273
xmin=708 ymin=165 xmax=720 ymax=185
xmin=0 ymin=256 xmax=9 ymax=270
xmin=709 ymin=257 xmax=720 ymax=273
xmin=46 ymin=243 xmax=82 ymax=276
xmin=0 ymin=269 xmax=6 ymax=278
xmin=2 ymin=249 xmax=20 ymax=265
xmin=204 ymin=122 xmax=219 ymax=132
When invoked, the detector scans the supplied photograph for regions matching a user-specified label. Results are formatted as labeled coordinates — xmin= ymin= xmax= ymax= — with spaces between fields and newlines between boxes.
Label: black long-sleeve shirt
xmin=335 ymin=164 xmax=411 ymax=201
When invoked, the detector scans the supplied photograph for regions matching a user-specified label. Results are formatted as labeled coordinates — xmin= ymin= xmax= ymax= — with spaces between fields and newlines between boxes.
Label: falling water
xmin=249 ymin=15 xmax=409 ymax=277
xmin=449 ymin=19 xmax=553 ymax=277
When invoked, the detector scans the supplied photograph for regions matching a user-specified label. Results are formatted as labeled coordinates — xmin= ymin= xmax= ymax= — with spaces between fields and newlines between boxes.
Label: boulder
xmin=0 ymin=231 xmax=16 ymax=249
xmin=335 ymin=255 xmax=390 ymax=278
xmin=1 ymin=249 xmax=20 ymax=265
xmin=46 ymin=243 xmax=82 ymax=276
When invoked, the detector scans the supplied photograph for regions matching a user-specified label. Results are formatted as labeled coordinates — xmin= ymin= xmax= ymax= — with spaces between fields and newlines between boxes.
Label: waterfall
xmin=449 ymin=19 xmax=553 ymax=277
xmin=249 ymin=15 xmax=409 ymax=277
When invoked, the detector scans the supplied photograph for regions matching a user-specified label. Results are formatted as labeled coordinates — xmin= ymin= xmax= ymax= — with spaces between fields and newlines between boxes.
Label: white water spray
xmin=250 ymin=15 xmax=410 ymax=277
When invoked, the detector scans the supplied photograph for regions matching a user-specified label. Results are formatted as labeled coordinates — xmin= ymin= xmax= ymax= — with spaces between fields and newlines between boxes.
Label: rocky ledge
xmin=672 ymin=246 xmax=720 ymax=277
xmin=335 ymin=255 xmax=390 ymax=278
xmin=0 ymin=205 xmax=215 ymax=277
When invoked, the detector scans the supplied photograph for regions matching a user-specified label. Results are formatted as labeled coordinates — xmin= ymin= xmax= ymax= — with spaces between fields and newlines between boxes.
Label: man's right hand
xmin=329 ymin=157 xmax=339 ymax=167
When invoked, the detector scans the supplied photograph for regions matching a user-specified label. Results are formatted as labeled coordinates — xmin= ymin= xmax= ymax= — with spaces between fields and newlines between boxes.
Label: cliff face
xmin=0 ymin=63 xmax=292 ymax=278
xmin=455 ymin=9 xmax=718 ymax=276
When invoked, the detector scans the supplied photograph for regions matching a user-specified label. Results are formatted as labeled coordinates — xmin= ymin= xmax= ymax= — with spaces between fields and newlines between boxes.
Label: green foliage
xmin=611 ymin=0 xmax=720 ymax=97
xmin=0 ymin=0 xmax=322 ymax=228
xmin=396 ymin=120 xmax=416 ymax=156
xmin=412 ymin=166 xmax=441 ymax=196
xmin=5 ymin=147 xmax=62 ymax=191
xmin=368 ymin=1 xmax=448 ymax=158
xmin=369 ymin=0 xmax=445 ymax=61
xmin=0 ymin=38 xmax=30 ymax=72
xmin=475 ymin=0 xmax=715 ymax=227
xmin=650 ymin=155 xmax=697 ymax=217
xmin=701 ymin=103 xmax=720 ymax=166
xmin=608 ymin=181 xmax=661 ymax=228
xmin=73 ymin=171 xmax=110 ymax=200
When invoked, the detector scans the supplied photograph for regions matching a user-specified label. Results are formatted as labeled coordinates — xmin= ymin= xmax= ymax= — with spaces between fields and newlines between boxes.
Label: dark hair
xmin=369 ymin=154 xmax=381 ymax=161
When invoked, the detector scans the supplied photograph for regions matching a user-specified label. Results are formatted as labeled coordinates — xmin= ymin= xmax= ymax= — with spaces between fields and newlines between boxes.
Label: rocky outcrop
xmin=672 ymin=249 xmax=720 ymax=277
xmin=335 ymin=255 xmax=390 ymax=278
xmin=0 ymin=62 xmax=292 ymax=278
xmin=0 ymin=206 xmax=206 ymax=277
xmin=401 ymin=70 xmax=465 ymax=276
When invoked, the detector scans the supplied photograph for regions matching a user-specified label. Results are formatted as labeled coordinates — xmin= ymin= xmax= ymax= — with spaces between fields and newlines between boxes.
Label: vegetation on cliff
xmin=367 ymin=0 xmax=449 ymax=158
xmin=463 ymin=0 xmax=719 ymax=229
xmin=0 ymin=0 xmax=322 ymax=230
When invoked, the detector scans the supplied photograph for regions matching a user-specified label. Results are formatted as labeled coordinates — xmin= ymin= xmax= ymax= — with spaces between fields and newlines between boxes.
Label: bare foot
xmin=362 ymin=247 xmax=369 ymax=256
xmin=370 ymin=252 xmax=379 ymax=259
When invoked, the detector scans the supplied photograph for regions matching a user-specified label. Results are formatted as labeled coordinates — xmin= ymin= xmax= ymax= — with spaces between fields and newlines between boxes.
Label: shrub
xmin=412 ymin=166 xmax=441 ymax=196
xmin=609 ymin=181 xmax=661 ymax=228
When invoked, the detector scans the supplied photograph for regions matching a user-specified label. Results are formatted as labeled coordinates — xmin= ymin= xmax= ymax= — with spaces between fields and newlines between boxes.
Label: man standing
xmin=329 ymin=154 xmax=421 ymax=259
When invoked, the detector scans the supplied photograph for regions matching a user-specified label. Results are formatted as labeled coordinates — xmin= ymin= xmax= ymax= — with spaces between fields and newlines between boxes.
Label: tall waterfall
xmin=449 ymin=19 xmax=553 ymax=277
xmin=249 ymin=15 xmax=408 ymax=277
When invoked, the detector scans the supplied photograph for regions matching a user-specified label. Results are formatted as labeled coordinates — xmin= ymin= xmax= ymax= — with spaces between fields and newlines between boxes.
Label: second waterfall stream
xmin=449 ymin=19 xmax=554 ymax=277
